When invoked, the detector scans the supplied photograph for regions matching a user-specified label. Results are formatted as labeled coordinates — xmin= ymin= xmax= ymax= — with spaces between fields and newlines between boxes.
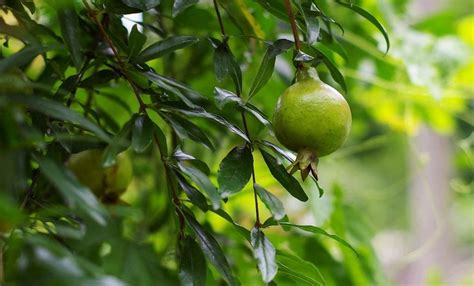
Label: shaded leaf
xmin=212 ymin=39 xmax=242 ymax=94
xmin=132 ymin=114 xmax=154 ymax=153
xmin=217 ymin=145 xmax=253 ymax=197
xmin=35 ymin=155 xmax=107 ymax=225
xmin=80 ymin=70 xmax=119 ymax=88
xmin=248 ymin=39 xmax=293 ymax=99
xmin=260 ymin=149 xmax=308 ymax=202
xmin=176 ymin=173 xmax=208 ymax=211
xmin=162 ymin=113 xmax=214 ymax=150
xmin=57 ymin=6 xmax=82 ymax=69
xmin=251 ymin=228 xmax=278 ymax=283
xmin=335 ymin=1 xmax=390 ymax=53
xmin=177 ymin=163 xmax=220 ymax=209
xmin=102 ymin=119 xmax=133 ymax=167
xmin=133 ymin=36 xmax=199 ymax=63
xmin=128 ymin=24 xmax=147 ymax=59
xmin=254 ymin=184 xmax=285 ymax=220
xmin=173 ymin=0 xmax=199 ymax=17
xmin=179 ymin=236 xmax=207 ymax=286
xmin=276 ymin=251 xmax=325 ymax=286
xmin=183 ymin=210 xmax=237 ymax=286
xmin=279 ymin=222 xmax=358 ymax=256
xmin=5 ymin=94 xmax=110 ymax=142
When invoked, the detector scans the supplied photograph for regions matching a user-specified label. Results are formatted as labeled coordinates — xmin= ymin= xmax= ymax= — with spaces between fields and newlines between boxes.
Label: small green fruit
xmin=273 ymin=67 xmax=351 ymax=180
xmin=68 ymin=149 xmax=133 ymax=201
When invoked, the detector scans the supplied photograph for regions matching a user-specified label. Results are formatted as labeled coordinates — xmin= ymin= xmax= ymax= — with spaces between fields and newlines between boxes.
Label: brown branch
xmin=283 ymin=0 xmax=301 ymax=51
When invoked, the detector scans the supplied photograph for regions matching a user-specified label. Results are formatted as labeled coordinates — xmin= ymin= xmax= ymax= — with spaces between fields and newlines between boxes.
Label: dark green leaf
xmin=276 ymin=251 xmax=325 ymax=286
xmin=242 ymin=103 xmax=272 ymax=129
xmin=254 ymin=184 xmax=285 ymax=220
xmin=133 ymin=36 xmax=199 ymax=63
xmin=128 ymin=24 xmax=147 ymax=59
xmin=80 ymin=70 xmax=119 ymax=88
xmin=121 ymin=0 xmax=160 ymax=11
xmin=57 ymin=6 xmax=82 ymax=69
xmin=251 ymin=228 xmax=278 ymax=283
xmin=152 ymin=121 xmax=168 ymax=157
xmin=35 ymin=155 xmax=107 ymax=225
xmin=173 ymin=0 xmax=199 ymax=17
xmin=217 ymin=145 xmax=253 ymax=197
xmin=179 ymin=236 xmax=207 ymax=286
xmin=5 ymin=94 xmax=110 ymax=142
xmin=335 ymin=1 xmax=390 ymax=53
xmin=132 ymin=114 xmax=154 ymax=153
xmin=183 ymin=210 xmax=236 ymax=286
xmin=176 ymin=173 xmax=208 ymax=211
xmin=212 ymin=40 xmax=242 ymax=95
xmin=177 ymin=162 xmax=220 ymax=209
xmin=162 ymin=113 xmax=214 ymax=150
xmin=257 ymin=140 xmax=296 ymax=162
xmin=279 ymin=222 xmax=358 ymax=256
xmin=248 ymin=39 xmax=292 ymax=99
xmin=260 ymin=149 xmax=308 ymax=202
xmin=102 ymin=119 xmax=132 ymax=167
xmin=214 ymin=87 xmax=242 ymax=110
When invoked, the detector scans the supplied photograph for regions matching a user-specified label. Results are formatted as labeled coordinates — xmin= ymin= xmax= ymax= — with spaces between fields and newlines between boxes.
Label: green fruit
xmin=68 ymin=149 xmax=133 ymax=200
xmin=273 ymin=67 xmax=351 ymax=180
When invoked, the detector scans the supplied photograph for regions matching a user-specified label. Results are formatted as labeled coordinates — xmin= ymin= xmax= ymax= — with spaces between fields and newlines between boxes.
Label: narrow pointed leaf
xmin=57 ymin=6 xmax=82 ymax=69
xmin=183 ymin=210 xmax=236 ymax=286
xmin=133 ymin=36 xmax=199 ymax=62
xmin=102 ymin=119 xmax=133 ymax=167
xmin=260 ymin=149 xmax=308 ymax=202
xmin=276 ymin=251 xmax=325 ymax=286
xmin=176 ymin=173 xmax=208 ymax=211
xmin=35 ymin=155 xmax=107 ymax=225
xmin=5 ymin=94 xmax=110 ymax=143
xmin=132 ymin=114 xmax=154 ymax=153
xmin=254 ymin=184 xmax=285 ymax=220
xmin=212 ymin=40 xmax=242 ymax=94
xmin=128 ymin=24 xmax=147 ymax=59
xmin=279 ymin=222 xmax=358 ymax=256
xmin=335 ymin=1 xmax=390 ymax=53
xmin=172 ymin=0 xmax=199 ymax=17
xmin=178 ymin=163 xmax=220 ymax=209
xmin=251 ymin=228 xmax=278 ymax=283
xmin=179 ymin=236 xmax=207 ymax=286
xmin=162 ymin=113 xmax=214 ymax=150
xmin=217 ymin=145 xmax=253 ymax=197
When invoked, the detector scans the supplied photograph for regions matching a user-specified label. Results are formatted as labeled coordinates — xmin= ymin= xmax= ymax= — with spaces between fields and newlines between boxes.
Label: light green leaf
xmin=251 ymin=227 xmax=278 ymax=283
xmin=254 ymin=184 xmax=285 ymax=220
xmin=133 ymin=36 xmax=199 ymax=62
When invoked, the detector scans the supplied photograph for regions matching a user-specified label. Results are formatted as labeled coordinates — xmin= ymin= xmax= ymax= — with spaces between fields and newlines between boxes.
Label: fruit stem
xmin=212 ymin=0 xmax=261 ymax=227
xmin=283 ymin=0 xmax=303 ymax=70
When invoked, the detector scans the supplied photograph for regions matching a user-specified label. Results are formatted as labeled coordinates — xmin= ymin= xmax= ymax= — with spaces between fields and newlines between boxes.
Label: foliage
xmin=0 ymin=0 xmax=472 ymax=285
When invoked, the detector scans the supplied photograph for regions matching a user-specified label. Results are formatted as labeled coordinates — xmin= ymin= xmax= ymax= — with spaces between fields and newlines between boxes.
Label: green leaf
xmin=296 ymin=1 xmax=320 ymax=45
xmin=57 ymin=6 xmax=82 ymax=69
xmin=183 ymin=210 xmax=237 ymax=286
xmin=217 ymin=145 xmax=253 ymax=197
xmin=5 ymin=94 xmax=110 ymax=143
xmin=303 ymin=43 xmax=347 ymax=92
xmin=102 ymin=119 xmax=132 ymax=167
xmin=251 ymin=228 xmax=278 ymax=283
xmin=177 ymin=162 xmax=220 ymax=210
xmin=179 ymin=236 xmax=207 ymax=286
xmin=35 ymin=155 xmax=107 ymax=225
xmin=121 ymin=0 xmax=160 ymax=11
xmin=209 ymin=208 xmax=250 ymax=239
xmin=248 ymin=39 xmax=293 ymax=99
xmin=335 ymin=1 xmax=390 ymax=53
xmin=132 ymin=114 xmax=154 ymax=153
xmin=173 ymin=0 xmax=199 ymax=17
xmin=176 ymin=173 xmax=208 ymax=211
xmin=260 ymin=149 xmax=308 ymax=202
xmin=128 ymin=24 xmax=147 ymax=59
xmin=0 ymin=45 xmax=50 ymax=73
xmin=152 ymin=121 xmax=168 ymax=157
xmin=214 ymin=87 xmax=242 ymax=110
xmin=254 ymin=184 xmax=285 ymax=220
xmin=212 ymin=39 xmax=242 ymax=95
xmin=276 ymin=251 xmax=325 ymax=286
xmin=279 ymin=222 xmax=358 ymax=256
xmin=133 ymin=36 xmax=199 ymax=63
xmin=80 ymin=70 xmax=119 ymax=88
xmin=162 ymin=113 xmax=214 ymax=150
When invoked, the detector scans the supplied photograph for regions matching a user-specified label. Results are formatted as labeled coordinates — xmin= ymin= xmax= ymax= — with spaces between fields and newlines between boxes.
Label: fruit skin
xmin=67 ymin=149 xmax=133 ymax=201
xmin=273 ymin=67 xmax=351 ymax=180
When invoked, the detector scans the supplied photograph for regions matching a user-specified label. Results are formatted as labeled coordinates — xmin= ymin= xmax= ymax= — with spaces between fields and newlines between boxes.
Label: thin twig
xmin=213 ymin=0 xmax=261 ymax=227
xmin=283 ymin=0 xmax=301 ymax=51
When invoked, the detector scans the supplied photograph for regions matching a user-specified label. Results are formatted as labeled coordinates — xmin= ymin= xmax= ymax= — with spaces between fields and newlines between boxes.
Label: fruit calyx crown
xmin=296 ymin=67 xmax=320 ymax=82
